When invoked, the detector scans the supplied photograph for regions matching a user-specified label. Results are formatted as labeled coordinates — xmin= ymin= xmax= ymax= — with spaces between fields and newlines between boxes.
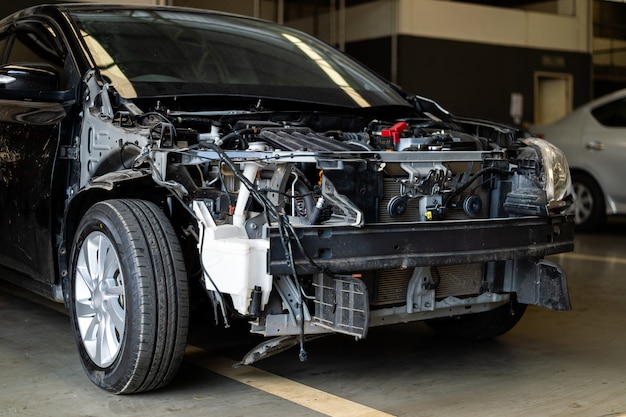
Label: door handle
xmin=585 ymin=141 xmax=604 ymax=151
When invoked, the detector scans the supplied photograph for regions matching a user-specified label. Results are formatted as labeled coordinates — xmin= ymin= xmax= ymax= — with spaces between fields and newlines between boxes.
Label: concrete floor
xmin=2 ymin=220 xmax=626 ymax=417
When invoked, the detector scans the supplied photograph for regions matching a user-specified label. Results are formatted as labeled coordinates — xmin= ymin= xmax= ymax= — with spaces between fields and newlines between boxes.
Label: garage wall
xmin=345 ymin=0 xmax=590 ymax=52
xmin=395 ymin=0 xmax=589 ymax=53
xmin=344 ymin=0 xmax=592 ymax=125
xmin=348 ymin=35 xmax=591 ymax=125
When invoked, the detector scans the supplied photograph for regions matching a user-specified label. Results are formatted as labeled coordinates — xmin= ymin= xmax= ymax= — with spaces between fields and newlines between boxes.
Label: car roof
xmin=1 ymin=3 xmax=250 ymax=22
xmin=582 ymin=88 xmax=626 ymax=111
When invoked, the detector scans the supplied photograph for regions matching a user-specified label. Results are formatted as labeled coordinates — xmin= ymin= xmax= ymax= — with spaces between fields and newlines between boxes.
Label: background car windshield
xmin=69 ymin=9 xmax=407 ymax=108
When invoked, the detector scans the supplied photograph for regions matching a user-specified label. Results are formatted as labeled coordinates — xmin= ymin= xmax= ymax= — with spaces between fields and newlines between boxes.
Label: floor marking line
xmin=556 ymin=252 xmax=626 ymax=265
xmin=185 ymin=345 xmax=397 ymax=417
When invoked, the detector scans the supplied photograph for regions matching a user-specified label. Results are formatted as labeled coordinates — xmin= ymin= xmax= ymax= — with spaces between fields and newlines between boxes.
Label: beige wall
xmin=594 ymin=37 xmax=626 ymax=67
xmin=346 ymin=0 xmax=591 ymax=53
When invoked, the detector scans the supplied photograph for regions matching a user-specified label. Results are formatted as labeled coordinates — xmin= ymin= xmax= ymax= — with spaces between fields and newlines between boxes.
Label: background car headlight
xmin=523 ymin=138 xmax=572 ymax=204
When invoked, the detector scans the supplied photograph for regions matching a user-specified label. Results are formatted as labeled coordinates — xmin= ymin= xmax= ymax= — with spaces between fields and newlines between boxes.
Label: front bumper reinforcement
xmin=267 ymin=215 xmax=574 ymax=275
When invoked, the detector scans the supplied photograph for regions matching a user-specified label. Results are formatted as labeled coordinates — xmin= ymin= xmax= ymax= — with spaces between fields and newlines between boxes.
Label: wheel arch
xmin=58 ymin=171 xmax=197 ymax=306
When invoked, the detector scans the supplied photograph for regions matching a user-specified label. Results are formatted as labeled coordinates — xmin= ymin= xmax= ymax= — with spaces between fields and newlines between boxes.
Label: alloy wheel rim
xmin=573 ymin=182 xmax=593 ymax=225
xmin=74 ymin=231 xmax=126 ymax=367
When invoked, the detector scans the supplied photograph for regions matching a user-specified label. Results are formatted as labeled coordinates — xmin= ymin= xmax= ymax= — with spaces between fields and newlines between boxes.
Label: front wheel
xmin=425 ymin=296 xmax=526 ymax=341
xmin=69 ymin=199 xmax=189 ymax=394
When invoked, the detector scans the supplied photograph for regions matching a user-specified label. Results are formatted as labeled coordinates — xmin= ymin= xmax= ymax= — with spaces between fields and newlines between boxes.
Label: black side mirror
xmin=0 ymin=63 xmax=59 ymax=90
xmin=0 ymin=63 xmax=73 ymax=102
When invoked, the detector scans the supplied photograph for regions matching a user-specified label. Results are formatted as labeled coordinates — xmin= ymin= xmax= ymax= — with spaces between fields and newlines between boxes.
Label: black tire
xmin=571 ymin=172 xmax=605 ymax=232
xmin=69 ymin=199 xmax=189 ymax=394
xmin=425 ymin=296 xmax=526 ymax=341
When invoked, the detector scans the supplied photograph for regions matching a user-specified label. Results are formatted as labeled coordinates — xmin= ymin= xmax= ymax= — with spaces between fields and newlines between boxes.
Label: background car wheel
xmin=571 ymin=172 xmax=605 ymax=232
xmin=69 ymin=199 xmax=189 ymax=394
xmin=425 ymin=296 xmax=526 ymax=341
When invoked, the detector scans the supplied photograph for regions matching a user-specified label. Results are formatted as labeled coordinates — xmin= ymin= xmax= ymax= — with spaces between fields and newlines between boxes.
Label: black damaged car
xmin=0 ymin=4 xmax=574 ymax=394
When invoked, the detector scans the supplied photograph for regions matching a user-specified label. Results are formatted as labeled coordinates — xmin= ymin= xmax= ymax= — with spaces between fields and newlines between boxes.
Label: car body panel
xmin=580 ymin=113 xmax=626 ymax=214
xmin=0 ymin=98 xmax=63 ymax=286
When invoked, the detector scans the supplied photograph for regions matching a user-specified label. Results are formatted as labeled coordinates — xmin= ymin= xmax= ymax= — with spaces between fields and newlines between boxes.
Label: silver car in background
xmin=534 ymin=89 xmax=626 ymax=231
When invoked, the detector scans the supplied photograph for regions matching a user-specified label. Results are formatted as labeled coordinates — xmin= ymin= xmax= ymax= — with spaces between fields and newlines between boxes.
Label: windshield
xmin=68 ymin=8 xmax=408 ymax=108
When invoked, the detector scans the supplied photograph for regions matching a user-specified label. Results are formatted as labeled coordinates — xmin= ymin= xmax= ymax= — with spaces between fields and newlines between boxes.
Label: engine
xmin=159 ymin=115 xmax=517 ymax=232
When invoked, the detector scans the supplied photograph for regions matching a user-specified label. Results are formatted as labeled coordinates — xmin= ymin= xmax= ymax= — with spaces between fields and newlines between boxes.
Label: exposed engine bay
xmin=73 ymin=76 xmax=574 ymax=363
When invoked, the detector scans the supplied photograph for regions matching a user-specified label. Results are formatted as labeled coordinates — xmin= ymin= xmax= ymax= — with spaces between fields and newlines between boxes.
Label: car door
xmin=581 ymin=97 xmax=626 ymax=212
xmin=0 ymin=19 xmax=76 ymax=292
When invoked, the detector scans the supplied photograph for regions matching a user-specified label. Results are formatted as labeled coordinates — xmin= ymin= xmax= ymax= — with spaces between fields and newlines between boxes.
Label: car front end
xmin=0 ymin=4 xmax=575 ymax=392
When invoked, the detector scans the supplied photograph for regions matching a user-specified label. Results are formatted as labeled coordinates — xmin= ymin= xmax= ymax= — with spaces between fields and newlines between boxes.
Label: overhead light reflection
xmin=80 ymin=30 xmax=136 ymax=98
xmin=282 ymin=33 xmax=370 ymax=108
